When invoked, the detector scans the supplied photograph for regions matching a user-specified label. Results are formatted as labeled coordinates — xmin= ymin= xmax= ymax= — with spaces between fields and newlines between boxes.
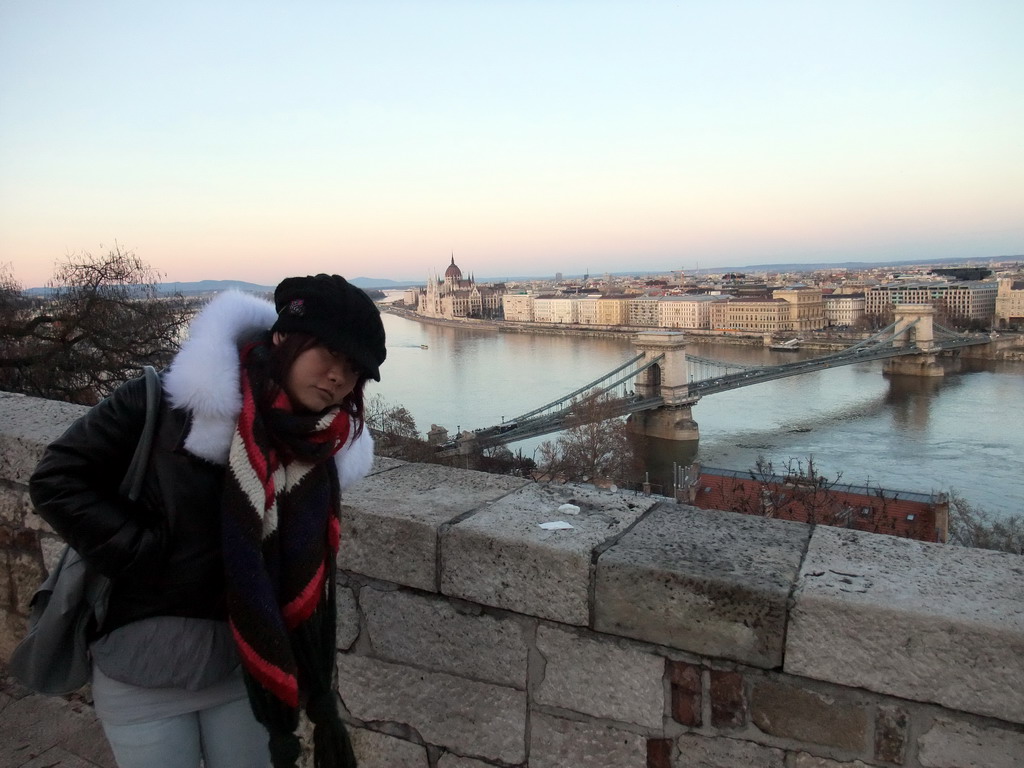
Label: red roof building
xmin=682 ymin=465 xmax=948 ymax=543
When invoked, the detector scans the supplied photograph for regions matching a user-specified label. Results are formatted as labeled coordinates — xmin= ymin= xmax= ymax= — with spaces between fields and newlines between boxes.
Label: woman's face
xmin=275 ymin=334 xmax=359 ymax=413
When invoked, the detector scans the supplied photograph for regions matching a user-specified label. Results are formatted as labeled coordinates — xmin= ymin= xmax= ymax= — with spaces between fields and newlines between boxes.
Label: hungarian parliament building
xmin=410 ymin=256 xmax=506 ymax=320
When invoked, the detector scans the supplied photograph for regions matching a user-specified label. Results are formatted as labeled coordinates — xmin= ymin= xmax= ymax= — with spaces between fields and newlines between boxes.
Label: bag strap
xmin=118 ymin=365 xmax=161 ymax=502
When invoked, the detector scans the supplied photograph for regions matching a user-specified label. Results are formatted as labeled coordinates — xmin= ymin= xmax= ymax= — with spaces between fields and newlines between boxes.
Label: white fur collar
xmin=163 ymin=290 xmax=374 ymax=489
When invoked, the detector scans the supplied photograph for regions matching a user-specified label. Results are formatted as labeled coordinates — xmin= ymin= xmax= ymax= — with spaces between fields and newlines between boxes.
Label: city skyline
xmin=2 ymin=1 xmax=1022 ymax=289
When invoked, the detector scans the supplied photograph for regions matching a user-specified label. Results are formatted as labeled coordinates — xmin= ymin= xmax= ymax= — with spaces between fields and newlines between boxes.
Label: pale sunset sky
xmin=1 ymin=1 xmax=1022 ymax=288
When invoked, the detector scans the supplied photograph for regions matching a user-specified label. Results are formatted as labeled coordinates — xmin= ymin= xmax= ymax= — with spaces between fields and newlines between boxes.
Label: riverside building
xmin=995 ymin=276 xmax=1024 ymax=330
xmin=824 ymin=293 xmax=866 ymax=327
xmin=865 ymin=281 xmax=998 ymax=325
xmin=415 ymin=256 xmax=506 ymax=320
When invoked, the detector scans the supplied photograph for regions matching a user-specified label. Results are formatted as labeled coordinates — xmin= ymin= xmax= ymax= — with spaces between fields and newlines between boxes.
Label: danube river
xmin=370 ymin=310 xmax=1024 ymax=521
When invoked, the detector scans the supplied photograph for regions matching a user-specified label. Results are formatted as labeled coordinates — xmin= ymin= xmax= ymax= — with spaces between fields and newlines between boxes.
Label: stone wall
xmin=2 ymin=391 xmax=1022 ymax=767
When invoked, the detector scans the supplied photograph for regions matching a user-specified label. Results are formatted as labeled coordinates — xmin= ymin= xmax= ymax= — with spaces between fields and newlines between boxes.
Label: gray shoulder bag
xmin=9 ymin=366 xmax=161 ymax=695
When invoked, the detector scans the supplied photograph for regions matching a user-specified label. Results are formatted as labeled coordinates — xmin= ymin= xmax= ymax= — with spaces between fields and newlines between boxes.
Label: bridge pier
xmin=884 ymin=355 xmax=944 ymax=377
xmin=630 ymin=331 xmax=701 ymax=442
xmin=885 ymin=305 xmax=944 ymax=377
xmin=627 ymin=406 xmax=699 ymax=441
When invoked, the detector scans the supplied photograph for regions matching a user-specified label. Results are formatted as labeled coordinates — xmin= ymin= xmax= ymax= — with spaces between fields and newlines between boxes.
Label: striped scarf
xmin=222 ymin=343 xmax=357 ymax=767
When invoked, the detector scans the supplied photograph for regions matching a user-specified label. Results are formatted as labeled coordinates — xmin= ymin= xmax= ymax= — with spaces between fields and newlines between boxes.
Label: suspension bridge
xmin=437 ymin=305 xmax=990 ymax=455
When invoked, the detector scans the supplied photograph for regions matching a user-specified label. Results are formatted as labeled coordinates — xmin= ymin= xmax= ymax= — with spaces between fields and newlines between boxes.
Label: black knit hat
xmin=271 ymin=274 xmax=387 ymax=381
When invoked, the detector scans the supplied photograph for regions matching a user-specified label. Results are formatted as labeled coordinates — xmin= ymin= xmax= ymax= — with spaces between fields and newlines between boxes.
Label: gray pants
xmin=100 ymin=695 xmax=270 ymax=768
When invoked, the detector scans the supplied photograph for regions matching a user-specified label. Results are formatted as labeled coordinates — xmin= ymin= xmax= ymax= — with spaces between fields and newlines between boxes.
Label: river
xmin=369 ymin=310 xmax=1024 ymax=521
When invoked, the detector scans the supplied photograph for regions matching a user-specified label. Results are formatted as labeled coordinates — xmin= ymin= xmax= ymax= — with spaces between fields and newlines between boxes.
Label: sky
xmin=1 ymin=1 xmax=1022 ymax=288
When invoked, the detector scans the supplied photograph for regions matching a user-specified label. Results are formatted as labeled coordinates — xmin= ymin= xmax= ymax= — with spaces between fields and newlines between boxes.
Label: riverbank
xmin=379 ymin=304 xmax=1024 ymax=359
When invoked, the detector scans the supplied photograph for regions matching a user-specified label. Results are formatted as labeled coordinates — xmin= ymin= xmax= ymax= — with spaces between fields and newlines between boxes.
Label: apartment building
xmin=995 ymin=277 xmax=1024 ymax=329
xmin=502 ymin=293 xmax=534 ymax=322
xmin=596 ymin=296 xmax=630 ymax=326
xmin=773 ymin=288 xmax=826 ymax=332
xmin=627 ymin=297 xmax=661 ymax=327
xmin=575 ymin=296 xmax=601 ymax=325
xmin=824 ymin=294 xmax=866 ymax=327
xmin=533 ymin=295 xmax=577 ymax=324
xmin=710 ymin=297 xmax=791 ymax=333
xmin=865 ymin=281 xmax=998 ymax=323
xmin=659 ymin=295 xmax=723 ymax=329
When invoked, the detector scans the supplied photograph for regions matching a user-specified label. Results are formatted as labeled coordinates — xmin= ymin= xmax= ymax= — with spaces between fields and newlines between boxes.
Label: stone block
xmin=437 ymin=754 xmax=494 ymax=768
xmin=8 ymin=552 xmax=42 ymax=615
xmin=917 ymin=718 xmax=1024 ymax=768
xmin=335 ymin=584 xmax=360 ymax=651
xmin=19 ymin=746 xmax=105 ymax=768
xmin=750 ymin=679 xmax=867 ymax=752
xmin=668 ymin=661 xmax=701 ymax=727
xmin=339 ymin=463 xmax=528 ymax=592
xmin=595 ymin=504 xmax=809 ymax=667
xmin=674 ymin=733 xmax=785 ymax=768
xmin=0 ymin=393 xmax=88 ymax=484
xmin=873 ymin=705 xmax=907 ymax=765
xmin=336 ymin=653 xmax=526 ymax=764
xmin=39 ymin=535 xmax=65 ymax=572
xmin=441 ymin=483 xmax=655 ymax=625
xmin=648 ymin=738 xmax=672 ymax=768
xmin=710 ymin=669 xmax=745 ymax=728
xmin=361 ymin=586 xmax=529 ymax=688
xmin=370 ymin=455 xmax=408 ymax=473
xmin=792 ymin=754 xmax=871 ymax=768
xmin=786 ymin=526 xmax=1024 ymax=724
xmin=0 ymin=486 xmax=33 ymax=526
xmin=349 ymin=727 xmax=428 ymax=768
xmin=0 ymin=687 xmax=112 ymax=768
xmin=533 ymin=624 xmax=664 ymax=728
xmin=2 ymin=612 xmax=29 ymax=660
xmin=529 ymin=712 xmax=647 ymax=768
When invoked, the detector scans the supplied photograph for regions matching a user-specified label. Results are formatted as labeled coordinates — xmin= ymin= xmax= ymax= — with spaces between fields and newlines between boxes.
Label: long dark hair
xmin=256 ymin=331 xmax=367 ymax=436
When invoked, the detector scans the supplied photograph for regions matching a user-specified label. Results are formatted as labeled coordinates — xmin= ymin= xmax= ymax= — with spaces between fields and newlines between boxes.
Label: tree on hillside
xmin=364 ymin=395 xmax=440 ymax=463
xmin=0 ymin=246 xmax=191 ymax=404
xmin=535 ymin=390 xmax=646 ymax=486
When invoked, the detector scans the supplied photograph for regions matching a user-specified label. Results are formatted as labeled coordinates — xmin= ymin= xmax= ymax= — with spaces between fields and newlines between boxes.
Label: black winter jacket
xmin=29 ymin=373 xmax=229 ymax=635
xmin=28 ymin=289 xmax=376 ymax=639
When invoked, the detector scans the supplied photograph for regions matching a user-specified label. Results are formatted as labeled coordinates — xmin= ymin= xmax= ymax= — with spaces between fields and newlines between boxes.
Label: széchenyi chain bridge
xmin=437 ymin=305 xmax=990 ymax=455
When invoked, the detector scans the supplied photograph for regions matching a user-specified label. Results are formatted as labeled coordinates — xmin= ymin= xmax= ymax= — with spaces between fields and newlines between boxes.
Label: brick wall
xmin=2 ymin=392 xmax=1023 ymax=767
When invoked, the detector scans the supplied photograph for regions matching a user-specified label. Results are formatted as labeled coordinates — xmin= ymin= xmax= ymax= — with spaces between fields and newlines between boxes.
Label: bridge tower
xmin=885 ymin=304 xmax=944 ymax=377
xmin=627 ymin=331 xmax=700 ymax=442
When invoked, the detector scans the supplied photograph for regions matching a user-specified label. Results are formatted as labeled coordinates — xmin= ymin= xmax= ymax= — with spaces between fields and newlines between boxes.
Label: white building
xmin=575 ymin=296 xmax=601 ymax=325
xmin=502 ymin=293 xmax=534 ymax=322
xmin=658 ymin=295 xmax=723 ymax=329
xmin=533 ymin=296 xmax=577 ymax=324
xmin=865 ymin=281 xmax=998 ymax=324
xmin=823 ymin=294 xmax=865 ymax=327
xmin=995 ymin=277 xmax=1024 ymax=329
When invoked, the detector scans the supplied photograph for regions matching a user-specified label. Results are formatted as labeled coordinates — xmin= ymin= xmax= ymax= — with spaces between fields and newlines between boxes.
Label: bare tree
xmin=364 ymin=395 xmax=441 ymax=463
xmin=947 ymin=491 xmax=1024 ymax=555
xmin=720 ymin=455 xmax=846 ymax=524
xmin=0 ymin=246 xmax=191 ymax=404
xmin=536 ymin=390 xmax=645 ymax=486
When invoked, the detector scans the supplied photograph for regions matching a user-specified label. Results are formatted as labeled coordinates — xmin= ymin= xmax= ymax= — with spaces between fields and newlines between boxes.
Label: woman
xmin=29 ymin=274 xmax=386 ymax=768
